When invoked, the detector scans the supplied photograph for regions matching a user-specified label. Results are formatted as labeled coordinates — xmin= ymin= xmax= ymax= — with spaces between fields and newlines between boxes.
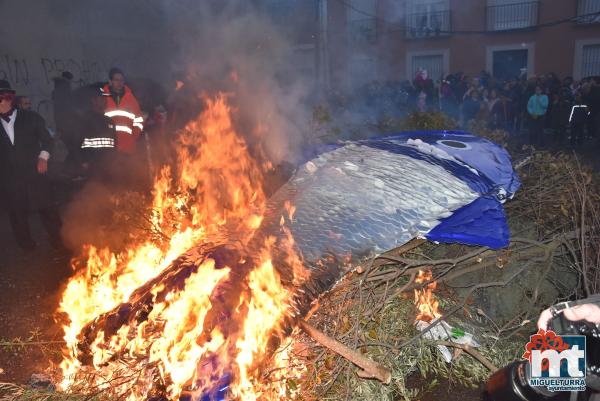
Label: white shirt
xmin=1 ymin=109 xmax=50 ymax=160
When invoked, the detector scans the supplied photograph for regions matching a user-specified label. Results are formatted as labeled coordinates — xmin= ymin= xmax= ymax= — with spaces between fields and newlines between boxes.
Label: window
xmin=411 ymin=54 xmax=444 ymax=81
xmin=486 ymin=0 xmax=539 ymax=31
xmin=406 ymin=0 xmax=451 ymax=38
xmin=577 ymin=0 xmax=600 ymax=24
xmin=492 ymin=49 xmax=528 ymax=80
xmin=347 ymin=0 xmax=377 ymax=43
xmin=262 ymin=0 xmax=318 ymax=43
xmin=581 ymin=44 xmax=600 ymax=77
xmin=486 ymin=43 xmax=534 ymax=79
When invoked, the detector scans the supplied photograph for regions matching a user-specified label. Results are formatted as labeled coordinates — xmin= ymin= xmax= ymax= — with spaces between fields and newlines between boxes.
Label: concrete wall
xmin=0 ymin=0 xmax=172 ymax=128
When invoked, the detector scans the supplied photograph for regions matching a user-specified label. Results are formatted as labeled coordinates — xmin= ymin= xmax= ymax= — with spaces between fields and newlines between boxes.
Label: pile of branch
xmin=4 ymin=146 xmax=598 ymax=401
xmin=265 ymin=151 xmax=600 ymax=401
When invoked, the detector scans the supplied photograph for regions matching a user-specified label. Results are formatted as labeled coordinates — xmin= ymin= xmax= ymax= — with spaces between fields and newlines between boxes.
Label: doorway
xmin=492 ymin=49 xmax=528 ymax=80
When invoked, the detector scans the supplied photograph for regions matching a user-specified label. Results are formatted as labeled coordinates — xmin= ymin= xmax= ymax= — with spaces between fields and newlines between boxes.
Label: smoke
xmin=161 ymin=0 xmax=315 ymax=164
xmin=60 ymin=1 xmax=317 ymax=250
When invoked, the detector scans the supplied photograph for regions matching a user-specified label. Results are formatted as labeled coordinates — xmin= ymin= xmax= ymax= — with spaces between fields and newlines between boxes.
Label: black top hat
xmin=0 ymin=80 xmax=15 ymax=94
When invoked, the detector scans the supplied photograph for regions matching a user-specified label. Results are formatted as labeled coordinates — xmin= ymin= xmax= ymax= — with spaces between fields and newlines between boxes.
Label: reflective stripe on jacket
xmin=81 ymin=137 xmax=115 ymax=148
xmin=569 ymin=105 xmax=590 ymax=124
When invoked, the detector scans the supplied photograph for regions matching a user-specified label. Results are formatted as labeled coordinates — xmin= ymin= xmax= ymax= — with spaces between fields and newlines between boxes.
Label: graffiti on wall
xmin=40 ymin=57 xmax=107 ymax=86
xmin=0 ymin=54 xmax=107 ymax=87
xmin=0 ymin=55 xmax=30 ymax=86
xmin=0 ymin=54 xmax=109 ymax=125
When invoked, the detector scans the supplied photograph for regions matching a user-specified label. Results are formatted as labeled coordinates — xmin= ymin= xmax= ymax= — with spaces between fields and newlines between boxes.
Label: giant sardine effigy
xmin=72 ymin=130 xmax=520 ymax=399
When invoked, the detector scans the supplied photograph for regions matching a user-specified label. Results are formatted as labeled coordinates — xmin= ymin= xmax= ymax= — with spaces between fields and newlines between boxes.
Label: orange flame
xmin=57 ymin=94 xmax=307 ymax=399
xmin=413 ymin=269 xmax=441 ymax=322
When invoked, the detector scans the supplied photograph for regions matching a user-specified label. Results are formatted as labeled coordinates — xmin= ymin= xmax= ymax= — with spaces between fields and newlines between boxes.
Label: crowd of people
xmin=415 ymin=69 xmax=600 ymax=147
xmin=325 ymin=70 xmax=600 ymax=148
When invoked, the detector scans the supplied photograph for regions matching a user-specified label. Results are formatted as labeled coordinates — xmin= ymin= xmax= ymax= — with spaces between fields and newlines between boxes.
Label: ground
xmin=0 ymin=213 xmax=70 ymax=384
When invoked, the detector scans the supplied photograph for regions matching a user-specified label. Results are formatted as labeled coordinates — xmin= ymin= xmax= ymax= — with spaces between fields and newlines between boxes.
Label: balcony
xmin=577 ymin=0 xmax=600 ymax=24
xmin=348 ymin=17 xmax=377 ymax=43
xmin=406 ymin=10 xmax=451 ymax=38
xmin=486 ymin=1 xmax=539 ymax=31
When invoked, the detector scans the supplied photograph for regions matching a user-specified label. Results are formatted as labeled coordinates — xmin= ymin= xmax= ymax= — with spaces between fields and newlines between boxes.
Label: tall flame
xmin=413 ymin=269 xmax=441 ymax=322
xmin=57 ymin=94 xmax=307 ymax=399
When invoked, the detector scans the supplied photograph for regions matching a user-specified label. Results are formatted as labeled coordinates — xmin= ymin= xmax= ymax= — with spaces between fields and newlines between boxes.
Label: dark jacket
xmin=570 ymin=104 xmax=590 ymax=126
xmin=79 ymin=112 xmax=117 ymax=164
xmin=463 ymin=98 xmax=481 ymax=123
xmin=0 ymin=109 xmax=54 ymax=211
xmin=52 ymin=79 xmax=78 ymax=152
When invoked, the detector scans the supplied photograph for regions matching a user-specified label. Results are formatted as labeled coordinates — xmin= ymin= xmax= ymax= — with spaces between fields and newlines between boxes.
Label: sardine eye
xmin=438 ymin=140 xmax=468 ymax=149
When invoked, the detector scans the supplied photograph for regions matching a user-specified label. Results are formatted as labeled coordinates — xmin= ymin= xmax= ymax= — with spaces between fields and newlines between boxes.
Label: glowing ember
xmin=57 ymin=94 xmax=307 ymax=400
xmin=413 ymin=269 xmax=442 ymax=322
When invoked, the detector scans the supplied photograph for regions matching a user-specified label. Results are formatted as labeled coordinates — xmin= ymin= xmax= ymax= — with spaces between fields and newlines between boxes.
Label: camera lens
xmin=484 ymin=361 xmax=568 ymax=401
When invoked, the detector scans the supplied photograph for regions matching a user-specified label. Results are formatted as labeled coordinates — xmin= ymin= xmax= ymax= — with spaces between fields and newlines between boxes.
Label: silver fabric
xmin=266 ymin=142 xmax=479 ymax=263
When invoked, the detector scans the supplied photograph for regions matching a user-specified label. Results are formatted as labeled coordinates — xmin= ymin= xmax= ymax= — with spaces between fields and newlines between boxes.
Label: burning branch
xmin=298 ymin=320 xmax=392 ymax=384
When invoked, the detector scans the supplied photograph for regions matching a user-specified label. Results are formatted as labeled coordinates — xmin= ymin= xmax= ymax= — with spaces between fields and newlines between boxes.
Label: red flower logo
xmin=523 ymin=329 xmax=571 ymax=371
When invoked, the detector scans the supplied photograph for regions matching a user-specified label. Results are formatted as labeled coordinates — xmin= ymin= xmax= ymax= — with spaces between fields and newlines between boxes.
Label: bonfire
xmin=58 ymin=94 xmax=307 ymax=400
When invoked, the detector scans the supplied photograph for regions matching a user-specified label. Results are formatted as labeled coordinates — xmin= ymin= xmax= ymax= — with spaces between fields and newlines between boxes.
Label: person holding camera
xmin=538 ymin=301 xmax=600 ymax=332
xmin=486 ymin=296 xmax=600 ymax=401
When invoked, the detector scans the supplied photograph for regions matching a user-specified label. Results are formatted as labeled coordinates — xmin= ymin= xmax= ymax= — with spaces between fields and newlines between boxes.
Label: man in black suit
xmin=0 ymin=80 xmax=62 ymax=251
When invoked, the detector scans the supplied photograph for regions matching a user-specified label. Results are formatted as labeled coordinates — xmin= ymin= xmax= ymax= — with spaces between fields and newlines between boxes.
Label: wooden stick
xmin=299 ymin=320 xmax=392 ymax=384
xmin=435 ymin=340 xmax=498 ymax=372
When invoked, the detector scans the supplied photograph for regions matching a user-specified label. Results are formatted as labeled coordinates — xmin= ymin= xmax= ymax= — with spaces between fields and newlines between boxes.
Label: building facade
xmin=325 ymin=0 xmax=600 ymax=89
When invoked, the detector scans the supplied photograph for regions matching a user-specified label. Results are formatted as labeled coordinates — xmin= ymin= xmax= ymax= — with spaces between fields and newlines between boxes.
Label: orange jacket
xmin=102 ymin=84 xmax=144 ymax=154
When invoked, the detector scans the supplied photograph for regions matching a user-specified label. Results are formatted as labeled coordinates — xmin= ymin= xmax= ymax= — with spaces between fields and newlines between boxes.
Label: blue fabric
xmin=365 ymin=130 xmax=521 ymax=197
xmin=302 ymin=130 xmax=520 ymax=198
xmin=426 ymin=196 xmax=510 ymax=249
xmin=198 ymin=373 xmax=230 ymax=401
xmin=362 ymin=136 xmax=495 ymax=196
xmin=301 ymin=130 xmax=520 ymax=249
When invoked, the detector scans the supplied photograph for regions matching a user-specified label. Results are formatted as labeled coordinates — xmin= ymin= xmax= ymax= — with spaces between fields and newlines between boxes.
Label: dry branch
xmin=298 ymin=320 xmax=392 ymax=384
xmin=435 ymin=341 xmax=498 ymax=372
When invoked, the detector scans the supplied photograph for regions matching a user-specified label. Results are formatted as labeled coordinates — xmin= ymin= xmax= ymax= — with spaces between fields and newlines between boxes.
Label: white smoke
xmin=161 ymin=0 xmax=315 ymax=164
